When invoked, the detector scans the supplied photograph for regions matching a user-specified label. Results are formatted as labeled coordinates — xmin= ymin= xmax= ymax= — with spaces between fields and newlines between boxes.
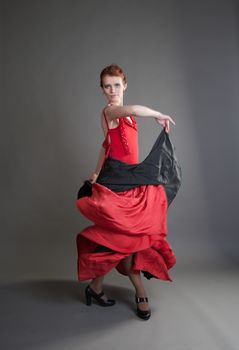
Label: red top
xmin=102 ymin=109 xmax=138 ymax=164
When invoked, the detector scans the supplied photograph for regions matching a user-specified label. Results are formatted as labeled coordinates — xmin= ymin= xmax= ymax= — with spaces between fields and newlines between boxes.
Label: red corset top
xmin=102 ymin=109 xmax=138 ymax=164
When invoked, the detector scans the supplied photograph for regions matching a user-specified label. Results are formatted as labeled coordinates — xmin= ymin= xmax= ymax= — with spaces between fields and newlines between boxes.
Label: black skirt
xmin=78 ymin=129 xmax=182 ymax=206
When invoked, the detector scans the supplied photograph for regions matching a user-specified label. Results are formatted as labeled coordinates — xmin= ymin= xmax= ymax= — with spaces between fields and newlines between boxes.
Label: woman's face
xmin=101 ymin=75 xmax=127 ymax=105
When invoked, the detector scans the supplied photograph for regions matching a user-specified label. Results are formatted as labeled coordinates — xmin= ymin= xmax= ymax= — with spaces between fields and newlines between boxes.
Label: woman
xmin=76 ymin=64 xmax=177 ymax=320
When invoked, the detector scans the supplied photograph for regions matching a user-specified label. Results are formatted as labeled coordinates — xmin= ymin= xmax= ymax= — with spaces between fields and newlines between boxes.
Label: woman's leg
xmin=88 ymin=244 xmax=111 ymax=297
xmin=88 ymin=275 xmax=112 ymax=302
xmin=89 ymin=275 xmax=104 ymax=293
xmin=122 ymin=255 xmax=149 ymax=311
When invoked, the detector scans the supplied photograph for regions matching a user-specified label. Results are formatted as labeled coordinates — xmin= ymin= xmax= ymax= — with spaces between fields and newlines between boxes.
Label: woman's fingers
xmin=169 ymin=116 xmax=176 ymax=125
xmin=163 ymin=114 xmax=175 ymax=125
xmin=155 ymin=115 xmax=176 ymax=130
xmin=165 ymin=120 xmax=170 ymax=133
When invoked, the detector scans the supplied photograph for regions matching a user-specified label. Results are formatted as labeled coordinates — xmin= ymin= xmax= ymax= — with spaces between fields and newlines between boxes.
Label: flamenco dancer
xmin=76 ymin=64 xmax=180 ymax=320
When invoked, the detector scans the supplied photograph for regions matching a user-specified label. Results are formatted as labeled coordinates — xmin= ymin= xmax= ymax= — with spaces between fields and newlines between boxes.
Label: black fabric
xmin=77 ymin=180 xmax=93 ymax=198
xmin=77 ymin=129 xmax=182 ymax=206
xmin=94 ymin=245 xmax=113 ymax=253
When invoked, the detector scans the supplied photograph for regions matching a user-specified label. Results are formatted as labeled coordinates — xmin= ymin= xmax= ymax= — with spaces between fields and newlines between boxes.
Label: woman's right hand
xmin=88 ymin=172 xmax=99 ymax=184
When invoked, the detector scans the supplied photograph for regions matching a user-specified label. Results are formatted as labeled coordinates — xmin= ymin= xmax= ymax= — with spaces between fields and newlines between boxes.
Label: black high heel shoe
xmin=135 ymin=295 xmax=151 ymax=320
xmin=85 ymin=285 xmax=116 ymax=307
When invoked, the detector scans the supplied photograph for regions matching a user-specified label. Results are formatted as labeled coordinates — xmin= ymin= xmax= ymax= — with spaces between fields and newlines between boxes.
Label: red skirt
xmin=76 ymin=182 xmax=176 ymax=282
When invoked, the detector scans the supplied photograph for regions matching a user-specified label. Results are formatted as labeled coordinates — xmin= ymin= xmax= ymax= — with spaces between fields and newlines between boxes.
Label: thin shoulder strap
xmin=103 ymin=107 xmax=109 ymax=130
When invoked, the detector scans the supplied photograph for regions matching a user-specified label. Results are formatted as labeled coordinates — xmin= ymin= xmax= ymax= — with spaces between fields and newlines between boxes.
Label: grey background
xmin=1 ymin=2 xmax=239 ymax=350
xmin=1 ymin=0 xmax=239 ymax=281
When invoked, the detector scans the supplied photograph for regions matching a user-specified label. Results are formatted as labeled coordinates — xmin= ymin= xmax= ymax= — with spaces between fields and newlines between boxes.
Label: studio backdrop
xmin=1 ymin=0 xmax=239 ymax=281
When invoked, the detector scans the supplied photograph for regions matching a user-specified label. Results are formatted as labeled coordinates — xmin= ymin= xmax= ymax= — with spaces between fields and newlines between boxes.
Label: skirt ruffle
xmin=76 ymin=183 xmax=176 ymax=281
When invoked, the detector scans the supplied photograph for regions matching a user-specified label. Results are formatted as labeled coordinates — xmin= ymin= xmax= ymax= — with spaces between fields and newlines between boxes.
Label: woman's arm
xmin=88 ymin=115 xmax=109 ymax=183
xmin=88 ymin=146 xmax=105 ymax=183
xmin=104 ymin=105 xmax=172 ymax=120
xmin=104 ymin=105 xmax=175 ymax=133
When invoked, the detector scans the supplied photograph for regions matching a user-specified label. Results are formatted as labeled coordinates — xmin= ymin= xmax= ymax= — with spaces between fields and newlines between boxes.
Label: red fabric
xmin=76 ymin=183 xmax=176 ymax=281
xmin=76 ymin=114 xmax=176 ymax=281
xmin=102 ymin=115 xmax=138 ymax=164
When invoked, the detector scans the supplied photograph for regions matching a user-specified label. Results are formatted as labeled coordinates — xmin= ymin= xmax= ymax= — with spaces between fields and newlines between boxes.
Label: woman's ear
xmin=123 ymin=82 xmax=128 ymax=91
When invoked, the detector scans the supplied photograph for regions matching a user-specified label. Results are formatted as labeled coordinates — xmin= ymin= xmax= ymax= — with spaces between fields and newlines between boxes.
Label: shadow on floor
xmin=0 ymin=279 xmax=136 ymax=349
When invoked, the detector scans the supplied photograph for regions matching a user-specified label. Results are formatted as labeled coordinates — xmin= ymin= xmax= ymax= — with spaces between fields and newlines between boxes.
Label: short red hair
xmin=100 ymin=63 xmax=127 ymax=88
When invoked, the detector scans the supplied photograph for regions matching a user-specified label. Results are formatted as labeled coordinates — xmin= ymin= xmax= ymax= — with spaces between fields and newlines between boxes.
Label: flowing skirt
xmin=76 ymin=130 xmax=181 ymax=282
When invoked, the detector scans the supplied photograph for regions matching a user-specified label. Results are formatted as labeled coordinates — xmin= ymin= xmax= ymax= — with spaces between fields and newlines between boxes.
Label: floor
xmin=1 ymin=265 xmax=239 ymax=350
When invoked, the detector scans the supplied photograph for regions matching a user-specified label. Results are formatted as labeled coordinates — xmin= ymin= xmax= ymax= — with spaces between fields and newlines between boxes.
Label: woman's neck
xmin=107 ymin=100 xmax=123 ymax=107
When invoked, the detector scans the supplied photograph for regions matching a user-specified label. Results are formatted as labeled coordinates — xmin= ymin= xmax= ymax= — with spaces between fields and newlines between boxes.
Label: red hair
xmin=100 ymin=63 xmax=127 ymax=88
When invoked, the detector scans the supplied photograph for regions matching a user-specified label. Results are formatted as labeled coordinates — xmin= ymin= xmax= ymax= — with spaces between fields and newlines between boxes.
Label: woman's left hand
xmin=154 ymin=113 xmax=176 ymax=133
xmin=88 ymin=172 xmax=99 ymax=184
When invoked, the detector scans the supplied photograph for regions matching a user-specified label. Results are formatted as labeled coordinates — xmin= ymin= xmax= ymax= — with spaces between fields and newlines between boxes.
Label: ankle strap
xmin=87 ymin=285 xmax=104 ymax=298
xmin=135 ymin=296 xmax=148 ymax=303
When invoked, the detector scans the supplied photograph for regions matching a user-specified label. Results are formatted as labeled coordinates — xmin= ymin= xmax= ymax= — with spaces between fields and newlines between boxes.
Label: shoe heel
xmin=85 ymin=291 xmax=92 ymax=306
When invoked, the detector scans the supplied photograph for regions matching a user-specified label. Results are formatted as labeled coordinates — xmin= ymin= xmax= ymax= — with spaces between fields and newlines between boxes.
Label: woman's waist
xmin=108 ymin=150 xmax=139 ymax=164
